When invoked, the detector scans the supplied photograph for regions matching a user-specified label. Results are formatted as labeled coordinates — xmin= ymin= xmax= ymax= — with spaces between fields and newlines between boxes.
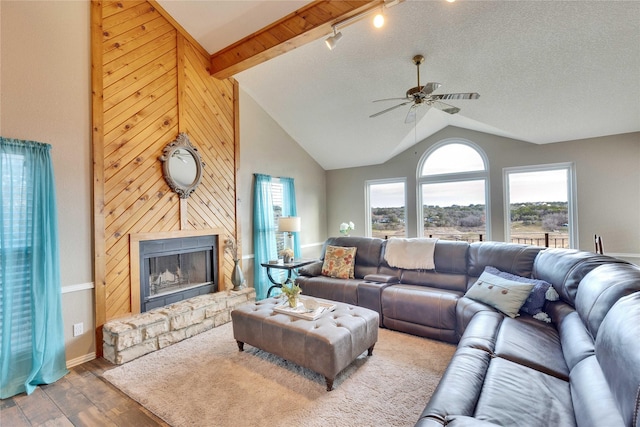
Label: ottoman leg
xmin=325 ymin=377 xmax=334 ymax=392
xmin=236 ymin=340 xmax=244 ymax=351
xmin=367 ymin=343 xmax=376 ymax=356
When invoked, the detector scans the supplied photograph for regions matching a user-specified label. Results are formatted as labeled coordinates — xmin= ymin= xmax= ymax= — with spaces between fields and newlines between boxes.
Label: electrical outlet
xmin=73 ymin=322 xmax=84 ymax=337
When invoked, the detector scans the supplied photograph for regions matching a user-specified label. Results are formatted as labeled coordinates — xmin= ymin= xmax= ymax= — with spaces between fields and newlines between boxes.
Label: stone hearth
xmin=103 ymin=288 xmax=255 ymax=364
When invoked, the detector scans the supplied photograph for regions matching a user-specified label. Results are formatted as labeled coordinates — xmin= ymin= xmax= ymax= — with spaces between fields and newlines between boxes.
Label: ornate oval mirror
xmin=160 ymin=133 xmax=204 ymax=199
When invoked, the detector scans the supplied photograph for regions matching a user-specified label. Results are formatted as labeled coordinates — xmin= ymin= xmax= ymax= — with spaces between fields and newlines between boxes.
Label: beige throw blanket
xmin=384 ymin=237 xmax=438 ymax=270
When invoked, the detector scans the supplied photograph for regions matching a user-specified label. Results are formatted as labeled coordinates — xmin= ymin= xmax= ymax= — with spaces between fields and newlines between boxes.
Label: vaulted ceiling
xmin=157 ymin=0 xmax=640 ymax=170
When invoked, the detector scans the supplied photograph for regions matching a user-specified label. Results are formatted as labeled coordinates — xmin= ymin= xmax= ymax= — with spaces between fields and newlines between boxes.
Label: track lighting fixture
xmin=325 ymin=27 xmax=343 ymax=50
xmin=324 ymin=0 xmax=401 ymax=50
xmin=373 ymin=11 xmax=385 ymax=28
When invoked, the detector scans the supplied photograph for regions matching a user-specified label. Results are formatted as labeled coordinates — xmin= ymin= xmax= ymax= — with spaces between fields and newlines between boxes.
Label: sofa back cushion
xmin=320 ymin=236 xmax=383 ymax=279
xmin=387 ymin=240 xmax=469 ymax=292
xmin=533 ymin=248 xmax=629 ymax=306
xmin=575 ymin=263 xmax=640 ymax=338
xmin=467 ymin=241 xmax=543 ymax=283
xmin=594 ymin=292 xmax=640 ymax=427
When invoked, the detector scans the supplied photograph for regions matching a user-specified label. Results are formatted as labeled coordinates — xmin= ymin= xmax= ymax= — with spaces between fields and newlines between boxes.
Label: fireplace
xmin=138 ymin=235 xmax=218 ymax=312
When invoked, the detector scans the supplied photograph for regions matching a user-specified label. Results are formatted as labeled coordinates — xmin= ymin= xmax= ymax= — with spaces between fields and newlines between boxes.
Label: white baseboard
xmin=66 ymin=352 xmax=96 ymax=369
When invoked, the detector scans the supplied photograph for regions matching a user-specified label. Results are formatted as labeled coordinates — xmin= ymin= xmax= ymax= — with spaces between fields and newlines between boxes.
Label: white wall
xmin=0 ymin=1 xmax=95 ymax=364
xmin=326 ymin=127 xmax=640 ymax=263
xmin=239 ymin=88 xmax=327 ymax=283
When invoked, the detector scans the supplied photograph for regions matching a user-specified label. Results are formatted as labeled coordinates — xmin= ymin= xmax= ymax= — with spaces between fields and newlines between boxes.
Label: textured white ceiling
xmin=159 ymin=0 xmax=640 ymax=170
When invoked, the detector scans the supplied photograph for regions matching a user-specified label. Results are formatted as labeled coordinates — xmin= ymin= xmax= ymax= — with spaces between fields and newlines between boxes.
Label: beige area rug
xmin=102 ymin=322 xmax=455 ymax=427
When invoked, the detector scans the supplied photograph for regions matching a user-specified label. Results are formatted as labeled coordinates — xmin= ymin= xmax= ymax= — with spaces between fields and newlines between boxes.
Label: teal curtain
xmin=0 ymin=137 xmax=68 ymax=398
xmin=280 ymin=177 xmax=301 ymax=258
xmin=253 ymin=174 xmax=277 ymax=300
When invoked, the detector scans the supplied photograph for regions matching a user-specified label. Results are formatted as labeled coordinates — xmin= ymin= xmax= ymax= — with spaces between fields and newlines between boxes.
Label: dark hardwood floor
xmin=0 ymin=358 xmax=169 ymax=427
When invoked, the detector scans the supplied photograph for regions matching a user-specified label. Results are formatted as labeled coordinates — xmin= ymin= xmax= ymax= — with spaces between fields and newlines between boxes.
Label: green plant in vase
xmin=281 ymin=281 xmax=302 ymax=308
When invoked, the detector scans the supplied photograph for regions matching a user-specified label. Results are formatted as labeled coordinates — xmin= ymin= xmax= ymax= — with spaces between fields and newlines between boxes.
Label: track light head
xmin=325 ymin=29 xmax=343 ymax=50
xmin=373 ymin=13 xmax=384 ymax=28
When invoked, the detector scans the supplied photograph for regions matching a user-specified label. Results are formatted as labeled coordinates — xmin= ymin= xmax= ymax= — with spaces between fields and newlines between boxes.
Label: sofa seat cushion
xmin=296 ymin=276 xmax=359 ymax=306
xmin=474 ymin=357 xmax=576 ymax=427
xmin=494 ymin=316 xmax=569 ymax=380
xmin=458 ymin=309 xmax=570 ymax=380
xmin=381 ymin=284 xmax=461 ymax=331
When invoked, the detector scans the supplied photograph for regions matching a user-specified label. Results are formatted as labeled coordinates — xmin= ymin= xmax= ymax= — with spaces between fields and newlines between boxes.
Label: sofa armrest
xmin=358 ymin=280 xmax=395 ymax=326
xmin=298 ymin=261 xmax=323 ymax=276
xmin=363 ymin=273 xmax=399 ymax=284
xmin=455 ymin=297 xmax=498 ymax=340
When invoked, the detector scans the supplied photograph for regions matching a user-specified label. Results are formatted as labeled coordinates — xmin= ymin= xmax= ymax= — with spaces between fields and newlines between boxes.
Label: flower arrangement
xmin=280 ymin=248 xmax=294 ymax=258
xmin=280 ymin=247 xmax=294 ymax=263
xmin=339 ymin=221 xmax=355 ymax=236
xmin=281 ymin=281 xmax=302 ymax=308
xmin=224 ymin=236 xmax=239 ymax=261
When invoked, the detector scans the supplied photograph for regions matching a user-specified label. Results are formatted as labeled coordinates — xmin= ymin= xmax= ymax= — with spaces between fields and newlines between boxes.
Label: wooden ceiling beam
xmin=209 ymin=0 xmax=384 ymax=79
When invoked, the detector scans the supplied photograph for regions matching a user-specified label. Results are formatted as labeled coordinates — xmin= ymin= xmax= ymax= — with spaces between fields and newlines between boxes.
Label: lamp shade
xmin=278 ymin=216 xmax=301 ymax=233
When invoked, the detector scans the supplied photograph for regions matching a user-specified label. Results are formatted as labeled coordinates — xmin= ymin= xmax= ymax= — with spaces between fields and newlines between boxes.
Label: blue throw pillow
xmin=484 ymin=266 xmax=553 ymax=320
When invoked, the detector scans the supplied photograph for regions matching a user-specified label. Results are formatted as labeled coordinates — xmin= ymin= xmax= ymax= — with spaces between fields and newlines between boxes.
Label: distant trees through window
xmin=504 ymin=164 xmax=575 ymax=248
xmin=366 ymin=179 xmax=406 ymax=239
xmin=418 ymin=141 xmax=488 ymax=242
xmin=364 ymin=141 xmax=576 ymax=248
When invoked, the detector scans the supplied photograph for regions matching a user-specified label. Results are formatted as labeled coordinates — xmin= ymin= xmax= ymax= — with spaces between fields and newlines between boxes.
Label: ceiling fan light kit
xmin=370 ymin=54 xmax=480 ymax=123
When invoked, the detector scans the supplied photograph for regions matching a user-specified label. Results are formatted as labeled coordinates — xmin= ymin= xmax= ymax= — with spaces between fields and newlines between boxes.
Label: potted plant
xmin=281 ymin=281 xmax=302 ymax=308
xmin=339 ymin=221 xmax=355 ymax=236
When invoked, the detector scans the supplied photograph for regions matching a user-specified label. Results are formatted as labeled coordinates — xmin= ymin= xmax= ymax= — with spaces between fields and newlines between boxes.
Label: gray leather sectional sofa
xmin=295 ymin=236 xmax=640 ymax=427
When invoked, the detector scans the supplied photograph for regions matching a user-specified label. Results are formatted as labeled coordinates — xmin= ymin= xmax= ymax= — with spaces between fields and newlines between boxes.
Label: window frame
xmin=503 ymin=162 xmax=578 ymax=249
xmin=365 ymin=177 xmax=408 ymax=238
xmin=416 ymin=138 xmax=491 ymax=239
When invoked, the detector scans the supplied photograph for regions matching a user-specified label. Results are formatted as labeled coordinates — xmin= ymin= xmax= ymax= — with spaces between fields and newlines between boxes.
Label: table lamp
xmin=278 ymin=216 xmax=301 ymax=252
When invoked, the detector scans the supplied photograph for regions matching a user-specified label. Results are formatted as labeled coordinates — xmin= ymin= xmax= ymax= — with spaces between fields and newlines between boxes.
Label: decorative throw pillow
xmin=321 ymin=245 xmax=357 ymax=279
xmin=465 ymin=271 xmax=535 ymax=318
xmin=484 ymin=266 xmax=555 ymax=322
xmin=298 ymin=261 xmax=323 ymax=277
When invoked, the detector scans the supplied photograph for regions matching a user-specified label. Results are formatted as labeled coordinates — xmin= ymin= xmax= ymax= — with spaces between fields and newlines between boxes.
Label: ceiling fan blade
xmin=370 ymin=101 xmax=413 ymax=118
xmin=420 ymin=82 xmax=441 ymax=95
xmin=431 ymin=92 xmax=480 ymax=100
xmin=404 ymin=105 xmax=418 ymax=123
xmin=373 ymin=97 xmax=410 ymax=103
xmin=431 ymin=100 xmax=460 ymax=115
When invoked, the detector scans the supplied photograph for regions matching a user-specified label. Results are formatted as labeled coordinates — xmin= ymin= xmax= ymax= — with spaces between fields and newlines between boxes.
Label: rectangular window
xmin=421 ymin=180 xmax=486 ymax=242
xmin=504 ymin=163 xmax=575 ymax=248
xmin=271 ymin=178 xmax=285 ymax=253
xmin=366 ymin=179 xmax=406 ymax=238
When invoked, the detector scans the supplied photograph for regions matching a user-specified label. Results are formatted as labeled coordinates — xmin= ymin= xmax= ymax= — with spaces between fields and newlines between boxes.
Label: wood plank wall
xmin=92 ymin=0 xmax=239 ymax=350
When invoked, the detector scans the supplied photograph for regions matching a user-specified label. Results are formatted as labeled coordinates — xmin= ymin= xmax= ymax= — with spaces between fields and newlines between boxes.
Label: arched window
xmin=417 ymin=139 xmax=489 ymax=241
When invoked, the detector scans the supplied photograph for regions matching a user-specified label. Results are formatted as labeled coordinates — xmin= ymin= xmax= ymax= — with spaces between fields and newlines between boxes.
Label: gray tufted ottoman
xmin=231 ymin=297 xmax=379 ymax=391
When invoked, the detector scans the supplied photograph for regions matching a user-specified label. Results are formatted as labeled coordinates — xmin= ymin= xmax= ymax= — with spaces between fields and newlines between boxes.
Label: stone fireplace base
xmin=103 ymin=288 xmax=255 ymax=364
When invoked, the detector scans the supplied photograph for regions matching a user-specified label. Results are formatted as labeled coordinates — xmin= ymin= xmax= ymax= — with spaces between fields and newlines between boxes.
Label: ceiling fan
xmin=370 ymin=54 xmax=480 ymax=123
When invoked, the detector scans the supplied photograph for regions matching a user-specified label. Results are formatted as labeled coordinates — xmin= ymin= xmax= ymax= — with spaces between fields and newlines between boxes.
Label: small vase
xmin=287 ymin=295 xmax=298 ymax=308
xmin=231 ymin=259 xmax=245 ymax=291
xmin=283 ymin=254 xmax=292 ymax=264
